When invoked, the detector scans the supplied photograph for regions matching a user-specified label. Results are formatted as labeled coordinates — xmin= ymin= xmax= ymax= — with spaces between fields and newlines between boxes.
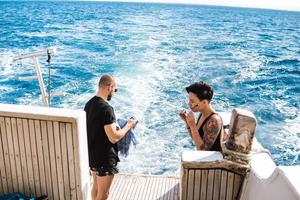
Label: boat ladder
xmin=13 ymin=48 xmax=63 ymax=107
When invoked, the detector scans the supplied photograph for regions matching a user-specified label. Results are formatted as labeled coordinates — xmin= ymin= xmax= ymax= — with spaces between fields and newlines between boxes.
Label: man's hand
xmin=126 ymin=118 xmax=138 ymax=129
xmin=105 ymin=118 xmax=138 ymax=144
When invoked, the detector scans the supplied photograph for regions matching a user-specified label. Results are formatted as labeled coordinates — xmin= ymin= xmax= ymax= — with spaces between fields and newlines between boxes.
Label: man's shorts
xmin=91 ymin=164 xmax=119 ymax=177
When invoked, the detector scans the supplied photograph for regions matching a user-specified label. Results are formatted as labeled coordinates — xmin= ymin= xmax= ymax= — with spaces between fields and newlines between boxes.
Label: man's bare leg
xmin=91 ymin=171 xmax=98 ymax=200
xmin=95 ymin=175 xmax=114 ymax=200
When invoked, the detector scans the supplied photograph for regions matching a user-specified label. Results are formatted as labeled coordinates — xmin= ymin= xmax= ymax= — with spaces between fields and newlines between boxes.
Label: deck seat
xmin=180 ymin=151 xmax=249 ymax=200
xmin=180 ymin=109 xmax=256 ymax=200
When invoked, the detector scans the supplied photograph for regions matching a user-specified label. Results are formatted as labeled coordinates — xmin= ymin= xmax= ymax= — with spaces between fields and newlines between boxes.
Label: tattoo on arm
xmin=200 ymin=116 xmax=222 ymax=150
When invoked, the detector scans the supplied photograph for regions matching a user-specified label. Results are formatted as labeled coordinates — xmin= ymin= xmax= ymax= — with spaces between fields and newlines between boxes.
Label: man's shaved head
xmin=99 ymin=74 xmax=114 ymax=87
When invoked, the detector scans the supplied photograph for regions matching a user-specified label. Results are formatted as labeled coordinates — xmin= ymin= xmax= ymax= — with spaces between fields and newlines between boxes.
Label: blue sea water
xmin=0 ymin=1 xmax=299 ymax=175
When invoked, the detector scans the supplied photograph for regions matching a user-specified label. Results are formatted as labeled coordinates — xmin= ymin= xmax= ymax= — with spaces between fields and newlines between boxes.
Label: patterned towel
xmin=117 ymin=118 xmax=138 ymax=157
xmin=0 ymin=192 xmax=34 ymax=200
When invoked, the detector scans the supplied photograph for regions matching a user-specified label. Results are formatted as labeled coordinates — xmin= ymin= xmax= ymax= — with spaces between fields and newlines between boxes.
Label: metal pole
xmin=13 ymin=48 xmax=56 ymax=62
xmin=32 ymin=57 xmax=49 ymax=107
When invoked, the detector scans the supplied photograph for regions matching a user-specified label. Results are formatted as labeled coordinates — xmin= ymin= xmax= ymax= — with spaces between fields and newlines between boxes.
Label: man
xmin=179 ymin=81 xmax=223 ymax=151
xmin=84 ymin=74 xmax=137 ymax=200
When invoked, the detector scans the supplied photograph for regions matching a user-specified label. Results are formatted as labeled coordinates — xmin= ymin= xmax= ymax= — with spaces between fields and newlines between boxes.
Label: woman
xmin=179 ymin=81 xmax=223 ymax=151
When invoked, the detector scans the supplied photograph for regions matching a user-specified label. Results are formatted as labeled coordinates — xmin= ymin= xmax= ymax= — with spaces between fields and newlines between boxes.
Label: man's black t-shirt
xmin=84 ymin=96 xmax=120 ymax=167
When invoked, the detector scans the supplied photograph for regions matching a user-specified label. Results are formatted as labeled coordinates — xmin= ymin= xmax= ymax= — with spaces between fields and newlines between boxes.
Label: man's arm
xmin=200 ymin=115 xmax=222 ymax=150
xmin=104 ymin=119 xmax=137 ymax=144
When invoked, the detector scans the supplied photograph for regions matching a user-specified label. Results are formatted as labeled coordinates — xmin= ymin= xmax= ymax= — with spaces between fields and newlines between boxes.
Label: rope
xmin=46 ymin=50 xmax=51 ymax=107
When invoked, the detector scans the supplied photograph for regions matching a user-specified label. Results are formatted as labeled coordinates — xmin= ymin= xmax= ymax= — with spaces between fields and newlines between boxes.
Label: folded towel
xmin=117 ymin=118 xmax=138 ymax=157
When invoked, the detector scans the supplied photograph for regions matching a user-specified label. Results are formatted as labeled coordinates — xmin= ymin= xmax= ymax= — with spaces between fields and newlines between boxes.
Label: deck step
xmin=108 ymin=174 xmax=179 ymax=200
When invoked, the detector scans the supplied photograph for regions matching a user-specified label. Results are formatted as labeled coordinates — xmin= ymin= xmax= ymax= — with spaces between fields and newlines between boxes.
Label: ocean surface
xmin=0 ymin=1 xmax=299 ymax=175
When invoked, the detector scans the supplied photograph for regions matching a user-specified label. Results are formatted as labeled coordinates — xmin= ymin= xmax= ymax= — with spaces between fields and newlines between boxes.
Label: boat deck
xmin=107 ymin=174 xmax=180 ymax=200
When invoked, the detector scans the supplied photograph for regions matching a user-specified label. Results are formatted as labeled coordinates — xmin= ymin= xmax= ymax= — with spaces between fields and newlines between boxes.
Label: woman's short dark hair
xmin=185 ymin=81 xmax=214 ymax=102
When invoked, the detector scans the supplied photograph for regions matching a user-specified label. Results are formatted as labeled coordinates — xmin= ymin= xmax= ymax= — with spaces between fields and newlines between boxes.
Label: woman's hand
xmin=186 ymin=111 xmax=197 ymax=130
xmin=179 ymin=110 xmax=188 ymax=122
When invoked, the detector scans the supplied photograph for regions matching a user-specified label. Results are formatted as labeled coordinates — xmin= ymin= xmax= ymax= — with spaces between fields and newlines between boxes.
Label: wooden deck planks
xmin=5 ymin=118 xmax=18 ymax=193
xmin=71 ymin=121 xmax=82 ymax=200
xmin=193 ymin=170 xmax=201 ymax=200
xmin=11 ymin=118 xmax=23 ymax=193
xmin=213 ymin=169 xmax=221 ymax=200
xmin=135 ymin=174 xmax=150 ymax=200
xmin=60 ymin=122 xmax=71 ymax=200
xmin=108 ymin=174 xmax=179 ymax=200
xmin=200 ymin=170 xmax=208 ymax=200
xmin=0 ymin=117 xmax=9 ymax=194
xmin=130 ymin=174 xmax=143 ymax=200
xmin=66 ymin=123 xmax=77 ymax=200
xmin=16 ymin=118 xmax=29 ymax=195
xmin=207 ymin=170 xmax=215 ymax=200
xmin=47 ymin=120 xmax=59 ymax=199
xmin=0 ymin=119 xmax=4 ymax=194
xmin=28 ymin=119 xmax=40 ymax=196
xmin=34 ymin=120 xmax=47 ymax=196
xmin=53 ymin=121 xmax=65 ymax=200
xmin=226 ymin=172 xmax=234 ymax=200
xmin=220 ymin=171 xmax=228 ymax=200
xmin=233 ymin=174 xmax=242 ymax=199
xmin=187 ymin=170 xmax=194 ymax=200
xmin=22 ymin=119 xmax=36 ymax=196
xmin=22 ymin=119 xmax=35 ymax=197
xmin=40 ymin=120 xmax=53 ymax=200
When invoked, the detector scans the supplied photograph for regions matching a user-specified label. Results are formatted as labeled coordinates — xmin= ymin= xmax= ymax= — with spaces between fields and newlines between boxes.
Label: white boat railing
xmin=13 ymin=48 xmax=61 ymax=107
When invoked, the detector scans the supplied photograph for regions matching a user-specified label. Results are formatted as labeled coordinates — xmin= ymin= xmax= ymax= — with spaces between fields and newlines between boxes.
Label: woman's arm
xmin=186 ymin=111 xmax=204 ymax=150
xmin=200 ymin=115 xmax=222 ymax=150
